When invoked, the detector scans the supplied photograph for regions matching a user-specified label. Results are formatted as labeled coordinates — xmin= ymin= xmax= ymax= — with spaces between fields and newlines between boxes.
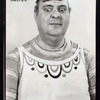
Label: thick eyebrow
xmin=43 ymin=5 xmax=53 ymax=7
xmin=58 ymin=5 xmax=67 ymax=8
xmin=42 ymin=0 xmax=62 ymax=2
xmin=42 ymin=0 xmax=51 ymax=2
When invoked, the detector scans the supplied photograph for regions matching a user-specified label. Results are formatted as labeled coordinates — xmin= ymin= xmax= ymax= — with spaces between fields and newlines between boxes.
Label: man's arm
xmin=84 ymin=49 xmax=96 ymax=100
xmin=6 ymin=49 xmax=20 ymax=100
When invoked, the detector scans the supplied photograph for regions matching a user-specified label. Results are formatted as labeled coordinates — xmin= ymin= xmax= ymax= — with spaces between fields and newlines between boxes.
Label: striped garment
xmin=6 ymin=36 xmax=95 ymax=100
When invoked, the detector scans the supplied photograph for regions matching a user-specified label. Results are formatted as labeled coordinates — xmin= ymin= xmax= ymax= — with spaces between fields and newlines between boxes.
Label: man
xmin=6 ymin=0 xmax=95 ymax=100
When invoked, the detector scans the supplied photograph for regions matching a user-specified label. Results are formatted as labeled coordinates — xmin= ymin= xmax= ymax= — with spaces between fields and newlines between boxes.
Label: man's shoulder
xmin=70 ymin=41 xmax=95 ymax=68
xmin=70 ymin=40 xmax=78 ymax=49
xmin=71 ymin=40 xmax=95 ymax=63
xmin=83 ymin=48 xmax=94 ymax=63
xmin=7 ymin=47 xmax=20 ymax=62
xmin=7 ymin=39 xmax=34 ymax=61
xmin=69 ymin=40 xmax=94 ymax=56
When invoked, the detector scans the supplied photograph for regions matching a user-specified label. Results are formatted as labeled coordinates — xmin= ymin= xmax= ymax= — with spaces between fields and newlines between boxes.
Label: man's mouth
xmin=49 ymin=23 xmax=62 ymax=26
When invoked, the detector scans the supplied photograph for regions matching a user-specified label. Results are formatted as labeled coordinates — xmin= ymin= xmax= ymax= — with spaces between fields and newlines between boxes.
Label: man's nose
xmin=50 ymin=10 xmax=61 ymax=19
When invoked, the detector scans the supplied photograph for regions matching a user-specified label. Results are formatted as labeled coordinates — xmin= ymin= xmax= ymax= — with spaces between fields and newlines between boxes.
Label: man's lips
xmin=49 ymin=23 xmax=62 ymax=26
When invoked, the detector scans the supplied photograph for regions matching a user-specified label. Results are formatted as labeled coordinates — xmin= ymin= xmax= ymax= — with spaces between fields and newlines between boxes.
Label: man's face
xmin=35 ymin=0 xmax=70 ymax=40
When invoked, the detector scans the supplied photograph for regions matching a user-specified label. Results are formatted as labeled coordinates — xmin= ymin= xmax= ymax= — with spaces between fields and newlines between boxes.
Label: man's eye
xmin=44 ymin=7 xmax=52 ymax=12
xmin=59 ymin=7 xmax=67 ymax=13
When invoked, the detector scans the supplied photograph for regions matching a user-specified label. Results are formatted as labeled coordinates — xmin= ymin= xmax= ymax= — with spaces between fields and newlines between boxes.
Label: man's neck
xmin=37 ymin=35 xmax=65 ymax=51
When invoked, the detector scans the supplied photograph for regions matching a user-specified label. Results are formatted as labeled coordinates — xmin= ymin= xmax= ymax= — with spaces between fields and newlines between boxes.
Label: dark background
xmin=96 ymin=0 xmax=100 ymax=100
xmin=0 ymin=0 xmax=99 ymax=100
xmin=0 ymin=0 xmax=5 ymax=99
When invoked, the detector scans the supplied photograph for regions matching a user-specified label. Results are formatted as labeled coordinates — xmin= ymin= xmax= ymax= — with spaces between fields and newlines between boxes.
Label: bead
xmin=44 ymin=74 xmax=48 ymax=78
xmin=74 ymin=66 xmax=77 ymax=70
xmin=31 ymin=67 xmax=35 ymax=71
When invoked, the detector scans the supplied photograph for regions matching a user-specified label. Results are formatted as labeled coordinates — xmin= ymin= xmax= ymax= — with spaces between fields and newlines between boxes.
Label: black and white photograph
xmin=6 ymin=0 xmax=96 ymax=100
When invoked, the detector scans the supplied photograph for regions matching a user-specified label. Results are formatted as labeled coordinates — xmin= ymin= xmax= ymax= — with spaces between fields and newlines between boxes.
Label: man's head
xmin=34 ymin=0 xmax=71 ymax=14
xmin=34 ymin=0 xmax=71 ymax=44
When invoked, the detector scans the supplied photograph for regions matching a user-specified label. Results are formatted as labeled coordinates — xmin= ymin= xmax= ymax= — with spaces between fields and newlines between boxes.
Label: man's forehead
xmin=42 ymin=0 xmax=63 ymax=2
xmin=41 ymin=0 xmax=68 ymax=3
xmin=38 ymin=0 xmax=69 ymax=9
xmin=40 ymin=0 xmax=68 ymax=5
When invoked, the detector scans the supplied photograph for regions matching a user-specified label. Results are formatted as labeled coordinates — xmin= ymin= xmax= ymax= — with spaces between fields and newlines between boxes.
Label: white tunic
xmin=17 ymin=46 xmax=90 ymax=100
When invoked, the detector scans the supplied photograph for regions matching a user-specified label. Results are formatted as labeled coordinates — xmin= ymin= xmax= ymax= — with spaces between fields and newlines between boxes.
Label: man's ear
xmin=69 ymin=7 xmax=71 ymax=13
xmin=34 ymin=10 xmax=38 ymax=22
xmin=69 ymin=7 xmax=71 ymax=17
